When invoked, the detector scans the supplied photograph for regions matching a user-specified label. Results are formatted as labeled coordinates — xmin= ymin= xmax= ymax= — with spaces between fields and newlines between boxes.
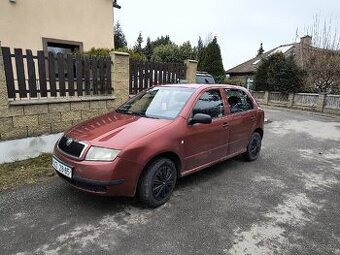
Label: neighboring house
xmin=0 ymin=0 xmax=121 ymax=54
xmin=225 ymin=36 xmax=312 ymax=89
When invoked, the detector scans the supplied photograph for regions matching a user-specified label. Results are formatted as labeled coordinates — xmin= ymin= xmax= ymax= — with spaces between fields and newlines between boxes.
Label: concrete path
xmin=1 ymin=108 xmax=339 ymax=255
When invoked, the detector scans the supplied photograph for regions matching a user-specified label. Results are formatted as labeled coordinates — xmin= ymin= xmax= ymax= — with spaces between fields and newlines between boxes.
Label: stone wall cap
xmin=112 ymin=51 xmax=130 ymax=56
xmin=185 ymin=59 xmax=198 ymax=63
xmin=9 ymin=95 xmax=117 ymax=106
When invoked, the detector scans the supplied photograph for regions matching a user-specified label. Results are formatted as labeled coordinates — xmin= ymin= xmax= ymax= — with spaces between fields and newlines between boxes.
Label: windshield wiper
xmin=129 ymin=112 xmax=160 ymax=119
xmin=129 ymin=111 xmax=146 ymax=117
xmin=116 ymin=108 xmax=129 ymax=114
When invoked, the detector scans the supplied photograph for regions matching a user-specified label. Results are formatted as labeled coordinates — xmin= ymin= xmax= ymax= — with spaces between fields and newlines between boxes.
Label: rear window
xmin=196 ymin=75 xmax=215 ymax=84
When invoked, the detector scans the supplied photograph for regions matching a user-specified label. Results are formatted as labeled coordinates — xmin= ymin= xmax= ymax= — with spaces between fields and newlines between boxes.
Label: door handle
xmin=222 ymin=123 xmax=229 ymax=128
xmin=250 ymin=116 xmax=256 ymax=121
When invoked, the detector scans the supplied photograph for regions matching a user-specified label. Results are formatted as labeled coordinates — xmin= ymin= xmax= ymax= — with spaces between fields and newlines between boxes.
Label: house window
xmin=47 ymin=43 xmax=79 ymax=55
xmin=42 ymin=38 xmax=83 ymax=55
xmin=42 ymin=38 xmax=83 ymax=79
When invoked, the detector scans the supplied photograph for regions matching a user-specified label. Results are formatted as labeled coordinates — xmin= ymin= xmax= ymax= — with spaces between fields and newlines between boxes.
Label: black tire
xmin=243 ymin=132 xmax=262 ymax=161
xmin=138 ymin=158 xmax=177 ymax=208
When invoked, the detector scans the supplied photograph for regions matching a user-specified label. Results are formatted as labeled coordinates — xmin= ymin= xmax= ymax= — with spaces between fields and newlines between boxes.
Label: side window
xmin=225 ymin=89 xmax=253 ymax=113
xmin=192 ymin=90 xmax=224 ymax=118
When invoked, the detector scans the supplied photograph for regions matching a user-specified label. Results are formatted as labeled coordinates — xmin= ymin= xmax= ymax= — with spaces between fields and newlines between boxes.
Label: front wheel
xmin=243 ymin=132 xmax=262 ymax=161
xmin=138 ymin=158 xmax=177 ymax=208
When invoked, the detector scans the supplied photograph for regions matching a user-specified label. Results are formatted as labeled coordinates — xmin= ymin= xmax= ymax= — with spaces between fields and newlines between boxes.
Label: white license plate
xmin=52 ymin=157 xmax=72 ymax=179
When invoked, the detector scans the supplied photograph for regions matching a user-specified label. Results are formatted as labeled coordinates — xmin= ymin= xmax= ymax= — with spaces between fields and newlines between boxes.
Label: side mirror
xmin=188 ymin=113 xmax=212 ymax=125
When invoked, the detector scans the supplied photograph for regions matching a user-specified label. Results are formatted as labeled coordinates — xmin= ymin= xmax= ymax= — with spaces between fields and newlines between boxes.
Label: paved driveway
xmin=1 ymin=108 xmax=339 ymax=255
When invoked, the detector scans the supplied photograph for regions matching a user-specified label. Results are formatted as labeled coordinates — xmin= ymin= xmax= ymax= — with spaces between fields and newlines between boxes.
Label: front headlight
xmin=85 ymin=147 xmax=120 ymax=161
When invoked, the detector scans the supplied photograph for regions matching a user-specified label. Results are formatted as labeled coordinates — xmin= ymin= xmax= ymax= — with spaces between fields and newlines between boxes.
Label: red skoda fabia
xmin=53 ymin=84 xmax=264 ymax=207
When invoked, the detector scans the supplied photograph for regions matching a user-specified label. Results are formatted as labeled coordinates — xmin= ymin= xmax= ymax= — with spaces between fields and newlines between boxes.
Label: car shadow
xmin=176 ymin=157 xmax=241 ymax=190
xmin=53 ymin=156 xmax=244 ymax=215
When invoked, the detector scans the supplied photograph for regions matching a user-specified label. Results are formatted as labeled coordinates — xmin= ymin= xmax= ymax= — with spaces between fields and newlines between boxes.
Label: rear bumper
xmin=53 ymin=148 xmax=144 ymax=197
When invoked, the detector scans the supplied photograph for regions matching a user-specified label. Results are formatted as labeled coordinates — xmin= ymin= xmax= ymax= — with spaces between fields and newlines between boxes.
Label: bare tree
xmin=302 ymin=16 xmax=340 ymax=94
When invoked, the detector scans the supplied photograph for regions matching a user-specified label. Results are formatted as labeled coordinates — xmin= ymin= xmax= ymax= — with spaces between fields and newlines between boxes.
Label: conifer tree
xmin=114 ymin=21 xmax=127 ymax=49
xmin=198 ymin=37 xmax=225 ymax=83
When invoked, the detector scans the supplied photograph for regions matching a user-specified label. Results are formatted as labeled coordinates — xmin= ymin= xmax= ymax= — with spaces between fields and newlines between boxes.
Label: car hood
xmin=66 ymin=111 xmax=172 ymax=149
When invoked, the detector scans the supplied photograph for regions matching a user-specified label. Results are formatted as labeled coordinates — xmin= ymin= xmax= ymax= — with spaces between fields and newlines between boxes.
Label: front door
xmin=182 ymin=89 xmax=229 ymax=173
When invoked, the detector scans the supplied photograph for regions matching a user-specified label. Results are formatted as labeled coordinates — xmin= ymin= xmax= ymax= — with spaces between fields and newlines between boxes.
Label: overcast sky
xmin=115 ymin=0 xmax=340 ymax=70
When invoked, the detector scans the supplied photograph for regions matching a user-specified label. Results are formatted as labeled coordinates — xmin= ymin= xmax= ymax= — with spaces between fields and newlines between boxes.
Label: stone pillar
xmin=288 ymin=93 xmax=294 ymax=107
xmin=263 ymin=91 xmax=270 ymax=105
xmin=0 ymin=41 xmax=9 ymax=109
xmin=111 ymin=51 xmax=130 ymax=106
xmin=316 ymin=93 xmax=327 ymax=112
xmin=184 ymin=59 xmax=198 ymax=84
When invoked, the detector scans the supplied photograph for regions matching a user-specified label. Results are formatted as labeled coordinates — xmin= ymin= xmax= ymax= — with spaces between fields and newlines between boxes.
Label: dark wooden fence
xmin=129 ymin=61 xmax=186 ymax=94
xmin=1 ymin=47 xmax=112 ymax=99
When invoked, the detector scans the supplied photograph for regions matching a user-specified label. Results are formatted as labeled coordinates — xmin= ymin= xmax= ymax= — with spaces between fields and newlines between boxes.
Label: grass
xmin=0 ymin=153 xmax=56 ymax=192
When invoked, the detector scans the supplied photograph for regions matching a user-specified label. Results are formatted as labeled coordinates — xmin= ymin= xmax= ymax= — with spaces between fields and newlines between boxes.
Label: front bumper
xmin=53 ymin=148 xmax=144 ymax=197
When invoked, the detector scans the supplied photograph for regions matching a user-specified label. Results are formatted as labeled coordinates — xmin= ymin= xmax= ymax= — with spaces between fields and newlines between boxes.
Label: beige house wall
xmin=0 ymin=0 xmax=114 ymax=51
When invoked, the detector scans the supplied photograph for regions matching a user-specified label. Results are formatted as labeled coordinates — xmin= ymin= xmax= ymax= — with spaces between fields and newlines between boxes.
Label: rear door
xmin=224 ymin=88 xmax=257 ymax=156
xmin=182 ymin=89 xmax=229 ymax=172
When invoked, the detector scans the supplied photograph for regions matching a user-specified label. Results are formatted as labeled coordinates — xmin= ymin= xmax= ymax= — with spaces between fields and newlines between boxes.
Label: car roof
xmin=160 ymin=84 xmax=247 ymax=90
xmin=196 ymin=73 xmax=213 ymax=77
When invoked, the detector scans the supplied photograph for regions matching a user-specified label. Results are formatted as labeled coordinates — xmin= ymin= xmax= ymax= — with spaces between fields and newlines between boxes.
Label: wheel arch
xmin=254 ymin=127 xmax=263 ymax=138
xmin=138 ymin=151 xmax=182 ymax=182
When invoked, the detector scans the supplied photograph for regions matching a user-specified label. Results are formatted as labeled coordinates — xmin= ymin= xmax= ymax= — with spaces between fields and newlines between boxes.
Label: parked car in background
xmin=52 ymin=84 xmax=264 ymax=207
xmin=196 ymin=72 xmax=215 ymax=84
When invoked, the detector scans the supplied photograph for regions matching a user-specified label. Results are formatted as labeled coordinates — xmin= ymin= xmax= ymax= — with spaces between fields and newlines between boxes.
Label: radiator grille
xmin=58 ymin=136 xmax=85 ymax=158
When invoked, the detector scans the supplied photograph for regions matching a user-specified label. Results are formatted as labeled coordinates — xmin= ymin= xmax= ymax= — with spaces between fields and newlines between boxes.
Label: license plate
xmin=52 ymin=157 xmax=72 ymax=179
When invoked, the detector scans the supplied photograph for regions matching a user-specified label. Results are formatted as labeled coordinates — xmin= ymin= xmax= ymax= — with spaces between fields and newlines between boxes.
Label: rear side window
xmin=225 ymin=89 xmax=253 ymax=113
xmin=192 ymin=89 xmax=224 ymax=118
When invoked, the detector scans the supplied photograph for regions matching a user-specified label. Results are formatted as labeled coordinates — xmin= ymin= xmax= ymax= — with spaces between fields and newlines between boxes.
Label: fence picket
xmin=133 ymin=61 xmax=138 ymax=94
xmin=48 ymin=52 xmax=57 ymax=97
xmin=138 ymin=62 xmax=143 ymax=93
xmin=75 ymin=55 xmax=83 ymax=96
xmin=143 ymin=62 xmax=148 ymax=90
xmin=84 ymin=56 xmax=91 ymax=95
xmin=67 ymin=55 xmax=75 ymax=96
xmin=57 ymin=53 xmax=66 ymax=96
xmin=14 ymin=49 xmax=27 ymax=98
xmin=26 ymin=50 xmax=38 ymax=98
xmin=92 ymin=57 xmax=98 ymax=94
xmin=98 ymin=57 xmax=105 ymax=93
xmin=1 ymin=47 xmax=15 ymax=99
xmin=148 ymin=62 xmax=153 ymax=88
xmin=37 ymin=51 xmax=47 ymax=97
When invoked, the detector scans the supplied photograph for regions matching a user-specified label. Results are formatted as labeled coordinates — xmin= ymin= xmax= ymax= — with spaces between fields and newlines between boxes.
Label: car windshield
xmin=116 ymin=87 xmax=195 ymax=119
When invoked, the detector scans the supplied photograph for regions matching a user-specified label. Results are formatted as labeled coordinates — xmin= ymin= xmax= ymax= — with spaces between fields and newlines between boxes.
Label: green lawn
xmin=0 ymin=153 xmax=56 ymax=192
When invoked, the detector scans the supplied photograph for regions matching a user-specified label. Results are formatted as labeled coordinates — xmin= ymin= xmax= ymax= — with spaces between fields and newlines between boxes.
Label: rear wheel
xmin=138 ymin=158 xmax=177 ymax=208
xmin=244 ymin=132 xmax=262 ymax=161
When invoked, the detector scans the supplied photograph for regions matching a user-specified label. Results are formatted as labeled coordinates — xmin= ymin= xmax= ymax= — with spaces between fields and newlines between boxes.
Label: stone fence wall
xmin=252 ymin=91 xmax=340 ymax=115
xmin=0 ymin=45 xmax=130 ymax=141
